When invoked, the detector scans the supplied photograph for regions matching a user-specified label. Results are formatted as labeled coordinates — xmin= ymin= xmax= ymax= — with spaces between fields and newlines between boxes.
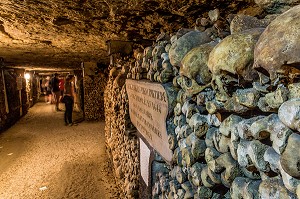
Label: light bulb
xmin=24 ymin=73 xmax=30 ymax=80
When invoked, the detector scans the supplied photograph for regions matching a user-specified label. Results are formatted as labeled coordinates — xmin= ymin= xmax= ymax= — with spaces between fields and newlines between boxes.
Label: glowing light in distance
xmin=24 ymin=73 xmax=30 ymax=80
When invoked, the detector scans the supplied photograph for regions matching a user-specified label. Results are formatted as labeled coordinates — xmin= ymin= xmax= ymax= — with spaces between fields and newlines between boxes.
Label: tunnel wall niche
xmin=26 ymin=72 xmax=40 ymax=107
xmin=83 ymin=62 xmax=107 ymax=120
xmin=0 ymin=69 xmax=29 ymax=133
xmin=104 ymin=5 xmax=300 ymax=199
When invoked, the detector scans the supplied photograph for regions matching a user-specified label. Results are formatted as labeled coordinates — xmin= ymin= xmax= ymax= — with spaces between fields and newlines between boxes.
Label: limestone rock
xmin=241 ymin=167 xmax=261 ymax=180
xmin=0 ymin=0 xmax=262 ymax=69
xmin=176 ymin=188 xmax=186 ymax=199
xmin=173 ymin=147 xmax=183 ymax=166
xmin=254 ymin=0 xmax=300 ymax=13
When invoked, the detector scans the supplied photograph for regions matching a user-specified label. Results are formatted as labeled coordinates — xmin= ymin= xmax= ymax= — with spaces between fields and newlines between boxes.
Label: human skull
xmin=169 ymin=31 xmax=212 ymax=68
xmin=152 ymin=59 xmax=163 ymax=72
xmin=176 ymin=75 xmax=211 ymax=97
xmin=142 ymin=46 xmax=153 ymax=70
xmin=158 ymin=53 xmax=174 ymax=83
xmin=253 ymin=5 xmax=300 ymax=85
xmin=144 ymin=46 xmax=153 ymax=60
xmin=152 ymin=45 xmax=166 ymax=61
xmin=180 ymin=42 xmax=217 ymax=85
xmin=208 ymin=28 xmax=264 ymax=99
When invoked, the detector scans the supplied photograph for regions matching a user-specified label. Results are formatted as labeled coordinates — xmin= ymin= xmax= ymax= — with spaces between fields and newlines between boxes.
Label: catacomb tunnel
xmin=0 ymin=0 xmax=300 ymax=198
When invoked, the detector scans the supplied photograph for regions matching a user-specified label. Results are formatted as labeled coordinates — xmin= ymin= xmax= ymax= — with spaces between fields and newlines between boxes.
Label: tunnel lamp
xmin=24 ymin=73 xmax=30 ymax=80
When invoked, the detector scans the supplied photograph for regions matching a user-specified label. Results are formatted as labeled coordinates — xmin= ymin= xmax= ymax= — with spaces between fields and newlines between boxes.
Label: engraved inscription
xmin=126 ymin=79 xmax=172 ymax=162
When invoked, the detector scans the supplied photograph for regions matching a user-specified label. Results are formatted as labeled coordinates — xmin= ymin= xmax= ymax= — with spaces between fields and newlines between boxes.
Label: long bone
xmin=249 ymin=114 xmax=293 ymax=154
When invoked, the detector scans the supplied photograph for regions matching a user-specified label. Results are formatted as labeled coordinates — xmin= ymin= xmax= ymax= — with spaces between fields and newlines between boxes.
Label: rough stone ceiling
xmin=0 ymin=0 xmax=259 ymax=70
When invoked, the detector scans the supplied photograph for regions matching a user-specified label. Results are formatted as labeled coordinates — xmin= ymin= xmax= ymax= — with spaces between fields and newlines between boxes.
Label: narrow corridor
xmin=0 ymin=102 xmax=120 ymax=198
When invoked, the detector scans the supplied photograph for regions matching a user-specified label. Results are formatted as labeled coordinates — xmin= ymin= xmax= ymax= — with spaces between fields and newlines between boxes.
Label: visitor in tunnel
xmin=45 ymin=76 xmax=52 ymax=104
xmin=64 ymin=74 xmax=77 ymax=126
xmin=58 ymin=75 xmax=65 ymax=102
xmin=51 ymin=73 xmax=61 ymax=111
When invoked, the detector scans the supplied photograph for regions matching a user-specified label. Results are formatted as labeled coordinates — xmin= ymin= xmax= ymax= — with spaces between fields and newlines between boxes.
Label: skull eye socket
xmin=222 ymin=75 xmax=238 ymax=85
xmin=183 ymin=77 xmax=193 ymax=87
xmin=280 ymin=63 xmax=300 ymax=83
xmin=255 ymin=66 xmax=270 ymax=77
xmin=220 ymin=70 xmax=238 ymax=83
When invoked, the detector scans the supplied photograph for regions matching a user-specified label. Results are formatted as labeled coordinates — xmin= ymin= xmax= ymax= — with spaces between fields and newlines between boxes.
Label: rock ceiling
xmin=0 ymin=0 xmax=263 ymax=70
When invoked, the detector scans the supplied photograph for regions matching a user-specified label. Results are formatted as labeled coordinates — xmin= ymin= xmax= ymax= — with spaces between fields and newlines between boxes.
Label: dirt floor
xmin=0 ymin=101 xmax=121 ymax=198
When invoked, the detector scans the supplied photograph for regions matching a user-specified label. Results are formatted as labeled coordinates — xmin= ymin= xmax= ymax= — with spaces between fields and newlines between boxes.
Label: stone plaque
xmin=126 ymin=79 xmax=172 ymax=162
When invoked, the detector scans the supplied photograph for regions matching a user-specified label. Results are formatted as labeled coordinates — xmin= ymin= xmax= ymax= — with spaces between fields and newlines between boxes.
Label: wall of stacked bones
xmin=104 ymin=61 xmax=140 ymax=199
xmin=0 ymin=69 xmax=28 ymax=132
xmin=83 ymin=73 xmax=107 ymax=120
xmin=105 ymin=4 xmax=300 ymax=199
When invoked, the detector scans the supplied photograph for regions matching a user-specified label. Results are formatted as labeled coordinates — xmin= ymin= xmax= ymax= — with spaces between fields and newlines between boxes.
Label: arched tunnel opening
xmin=0 ymin=1 xmax=300 ymax=199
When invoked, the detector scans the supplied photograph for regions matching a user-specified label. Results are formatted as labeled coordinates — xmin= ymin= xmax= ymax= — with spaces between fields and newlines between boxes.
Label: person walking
xmin=64 ymin=75 xmax=77 ymax=126
xmin=51 ymin=73 xmax=61 ymax=111
xmin=45 ymin=76 xmax=52 ymax=104
xmin=59 ymin=76 xmax=65 ymax=102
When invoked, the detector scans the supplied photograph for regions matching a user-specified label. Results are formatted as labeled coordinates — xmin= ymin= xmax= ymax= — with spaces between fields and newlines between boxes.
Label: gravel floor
xmin=0 ymin=102 xmax=121 ymax=198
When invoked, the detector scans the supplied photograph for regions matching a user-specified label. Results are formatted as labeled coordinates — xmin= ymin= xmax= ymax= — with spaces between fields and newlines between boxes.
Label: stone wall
xmin=0 ymin=69 xmax=7 ymax=130
xmin=104 ymin=61 xmax=140 ymax=198
xmin=0 ymin=69 xmax=28 ymax=132
xmin=124 ymin=5 xmax=300 ymax=199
